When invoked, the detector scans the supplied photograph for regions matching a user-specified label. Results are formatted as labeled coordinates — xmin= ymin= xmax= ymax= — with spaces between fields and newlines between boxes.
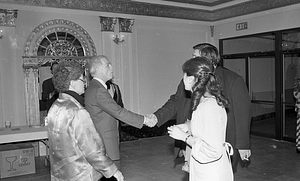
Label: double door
xmin=223 ymin=56 xmax=279 ymax=139
xmin=221 ymin=29 xmax=300 ymax=141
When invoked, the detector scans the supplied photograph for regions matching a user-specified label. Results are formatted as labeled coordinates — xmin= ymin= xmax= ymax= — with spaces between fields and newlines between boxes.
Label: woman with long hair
xmin=168 ymin=57 xmax=233 ymax=181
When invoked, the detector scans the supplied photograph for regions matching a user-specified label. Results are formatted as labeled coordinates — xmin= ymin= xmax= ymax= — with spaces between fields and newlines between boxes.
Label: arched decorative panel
xmin=24 ymin=19 xmax=96 ymax=56
xmin=23 ymin=19 xmax=97 ymax=126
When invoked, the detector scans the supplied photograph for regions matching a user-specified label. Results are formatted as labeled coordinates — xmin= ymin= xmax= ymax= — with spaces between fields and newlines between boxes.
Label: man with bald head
xmin=85 ymin=55 xmax=157 ymax=180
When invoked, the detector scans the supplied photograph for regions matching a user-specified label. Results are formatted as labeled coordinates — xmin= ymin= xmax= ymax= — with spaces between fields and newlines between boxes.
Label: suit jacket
xmin=42 ymin=77 xmax=58 ymax=111
xmin=107 ymin=82 xmax=124 ymax=108
xmin=216 ymin=67 xmax=252 ymax=150
xmin=154 ymin=66 xmax=251 ymax=150
xmin=42 ymin=78 xmax=55 ymax=100
xmin=154 ymin=79 xmax=191 ymax=157
xmin=48 ymin=93 xmax=117 ymax=181
xmin=85 ymin=79 xmax=144 ymax=161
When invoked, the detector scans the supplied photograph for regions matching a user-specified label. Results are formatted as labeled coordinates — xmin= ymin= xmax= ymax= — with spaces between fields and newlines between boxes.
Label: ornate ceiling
xmin=0 ymin=0 xmax=300 ymax=21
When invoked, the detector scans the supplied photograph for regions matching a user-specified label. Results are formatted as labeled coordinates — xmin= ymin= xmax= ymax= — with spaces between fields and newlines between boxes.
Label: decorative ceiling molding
xmin=0 ymin=0 xmax=299 ymax=21
xmin=162 ymin=0 xmax=233 ymax=6
xmin=212 ymin=0 xmax=300 ymax=21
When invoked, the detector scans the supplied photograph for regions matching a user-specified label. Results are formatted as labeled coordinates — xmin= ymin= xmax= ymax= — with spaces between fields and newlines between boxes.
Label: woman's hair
xmin=182 ymin=57 xmax=228 ymax=111
xmin=53 ymin=60 xmax=84 ymax=92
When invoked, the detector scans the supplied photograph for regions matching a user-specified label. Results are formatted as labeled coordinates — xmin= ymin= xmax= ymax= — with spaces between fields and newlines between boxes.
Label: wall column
xmin=23 ymin=57 xmax=40 ymax=127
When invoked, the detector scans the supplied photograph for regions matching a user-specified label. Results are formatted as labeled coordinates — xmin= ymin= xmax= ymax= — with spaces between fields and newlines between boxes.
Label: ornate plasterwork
xmin=22 ymin=56 xmax=92 ymax=69
xmin=212 ymin=0 xmax=300 ymax=21
xmin=22 ymin=19 xmax=97 ymax=126
xmin=100 ymin=16 xmax=117 ymax=32
xmin=1 ymin=0 xmax=300 ymax=21
xmin=0 ymin=9 xmax=17 ymax=26
xmin=24 ymin=19 xmax=97 ymax=56
xmin=119 ymin=18 xmax=134 ymax=33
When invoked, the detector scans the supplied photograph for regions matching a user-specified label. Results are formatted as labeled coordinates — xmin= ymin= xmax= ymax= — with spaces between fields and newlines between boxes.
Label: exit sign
xmin=236 ymin=22 xmax=248 ymax=31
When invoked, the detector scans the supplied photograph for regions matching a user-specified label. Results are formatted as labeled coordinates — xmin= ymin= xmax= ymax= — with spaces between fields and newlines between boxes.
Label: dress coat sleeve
xmin=95 ymin=87 xmax=144 ymax=129
xmin=74 ymin=109 xmax=118 ymax=178
xmin=231 ymin=76 xmax=252 ymax=150
xmin=154 ymin=80 xmax=185 ymax=127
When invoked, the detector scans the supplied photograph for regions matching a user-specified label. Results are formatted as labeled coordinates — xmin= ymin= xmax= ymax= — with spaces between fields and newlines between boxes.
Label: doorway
xmin=220 ymin=29 xmax=300 ymax=142
xmin=223 ymin=55 xmax=276 ymax=139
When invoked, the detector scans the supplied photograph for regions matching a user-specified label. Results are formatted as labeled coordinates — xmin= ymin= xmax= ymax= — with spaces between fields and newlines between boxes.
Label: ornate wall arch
xmin=23 ymin=19 xmax=96 ymax=126
xmin=24 ymin=19 xmax=96 ymax=56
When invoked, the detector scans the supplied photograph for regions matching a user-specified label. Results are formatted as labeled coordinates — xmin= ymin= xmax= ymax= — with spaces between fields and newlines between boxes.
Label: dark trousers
xmin=231 ymin=149 xmax=239 ymax=173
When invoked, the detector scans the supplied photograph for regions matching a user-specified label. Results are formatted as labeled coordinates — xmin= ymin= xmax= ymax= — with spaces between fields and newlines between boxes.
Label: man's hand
xmin=144 ymin=114 xmax=158 ymax=127
xmin=238 ymin=149 xmax=251 ymax=161
xmin=113 ymin=170 xmax=125 ymax=181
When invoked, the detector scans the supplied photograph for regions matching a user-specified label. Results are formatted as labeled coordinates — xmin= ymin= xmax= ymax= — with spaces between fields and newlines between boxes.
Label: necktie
xmin=106 ymin=82 xmax=114 ymax=98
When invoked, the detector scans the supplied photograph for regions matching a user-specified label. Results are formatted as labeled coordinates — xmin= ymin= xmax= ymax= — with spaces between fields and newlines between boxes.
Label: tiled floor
xmin=120 ymin=135 xmax=300 ymax=181
xmin=2 ymin=135 xmax=300 ymax=181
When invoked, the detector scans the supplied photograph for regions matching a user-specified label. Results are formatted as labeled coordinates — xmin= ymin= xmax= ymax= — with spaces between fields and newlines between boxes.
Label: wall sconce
xmin=112 ymin=34 xmax=124 ymax=45
xmin=0 ymin=29 xmax=3 ymax=39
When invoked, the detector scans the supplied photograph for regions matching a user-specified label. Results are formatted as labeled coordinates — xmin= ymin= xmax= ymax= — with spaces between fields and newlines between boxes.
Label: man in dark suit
xmin=41 ymin=62 xmax=59 ymax=112
xmin=85 ymin=55 xmax=157 ymax=181
xmin=153 ymin=43 xmax=252 ymax=173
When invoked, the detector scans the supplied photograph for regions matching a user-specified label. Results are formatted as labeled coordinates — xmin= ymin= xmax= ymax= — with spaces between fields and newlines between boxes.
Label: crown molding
xmin=0 ymin=0 xmax=299 ymax=21
xmin=162 ymin=0 xmax=233 ymax=6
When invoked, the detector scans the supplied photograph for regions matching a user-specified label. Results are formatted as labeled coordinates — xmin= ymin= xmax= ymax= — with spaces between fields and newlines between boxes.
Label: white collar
xmin=93 ymin=78 xmax=107 ymax=89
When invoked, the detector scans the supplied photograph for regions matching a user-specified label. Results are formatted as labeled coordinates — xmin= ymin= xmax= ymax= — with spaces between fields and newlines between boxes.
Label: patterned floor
xmin=2 ymin=133 xmax=299 ymax=181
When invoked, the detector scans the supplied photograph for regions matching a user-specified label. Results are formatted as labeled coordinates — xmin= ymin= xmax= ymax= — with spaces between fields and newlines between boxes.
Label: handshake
xmin=143 ymin=114 xmax=158 ymax=127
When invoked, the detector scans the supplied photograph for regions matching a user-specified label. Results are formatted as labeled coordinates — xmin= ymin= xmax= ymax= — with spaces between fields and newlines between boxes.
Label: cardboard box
xmin=0 ymin=143 xmax=36 ymax=178
xmin=29 ymin=141 xmax=39 ymax=157
xmin=27 ymin=141 xmax=48 ymax=157
xmin=39 ymin=140 xmax=48 ymax=156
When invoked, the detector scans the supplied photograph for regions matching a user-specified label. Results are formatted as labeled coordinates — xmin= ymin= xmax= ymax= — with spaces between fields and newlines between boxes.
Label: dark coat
xmin=41 ymin=78 xmax=58 ymax=111
xmin=154 ymin=66 xmax=252 ymax=157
